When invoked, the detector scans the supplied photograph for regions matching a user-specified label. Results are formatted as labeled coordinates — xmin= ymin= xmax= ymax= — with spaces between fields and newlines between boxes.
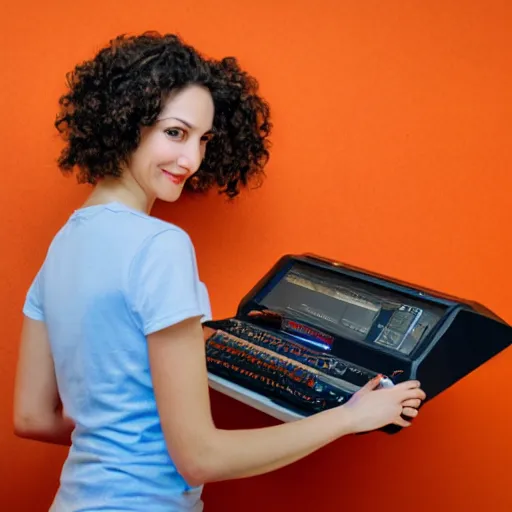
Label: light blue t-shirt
xmin=23 ymin=202 xmax=211 ymax=511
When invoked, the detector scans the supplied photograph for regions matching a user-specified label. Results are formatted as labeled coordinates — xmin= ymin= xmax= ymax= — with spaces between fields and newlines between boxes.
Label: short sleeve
xmin=23 ymin=270 xmax=45 ymax=321
xmin=128 ymin=228 xmax=212 ymax=336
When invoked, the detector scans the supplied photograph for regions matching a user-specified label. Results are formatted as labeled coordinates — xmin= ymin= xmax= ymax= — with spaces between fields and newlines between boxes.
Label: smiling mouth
xmin=161 ymin=168 xmax=186 ymax=185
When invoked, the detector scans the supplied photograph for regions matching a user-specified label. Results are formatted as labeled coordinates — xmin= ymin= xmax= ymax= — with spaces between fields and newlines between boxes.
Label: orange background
xmin=1 ymin=0 xmax=511 ymax=510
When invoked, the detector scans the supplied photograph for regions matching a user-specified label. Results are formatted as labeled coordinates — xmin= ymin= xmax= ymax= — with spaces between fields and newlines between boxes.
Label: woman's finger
xmin=402 ymin=398 xmax=421 ymax=409
xmin=401 ymin=407 xmax=419 ymax=418
xmin=394 ymin=416 xmax=412 ymax=427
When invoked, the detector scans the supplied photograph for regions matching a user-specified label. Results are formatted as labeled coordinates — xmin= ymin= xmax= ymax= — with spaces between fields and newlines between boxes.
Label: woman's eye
xmin=165 ymin=128 xmax=185 ymax=139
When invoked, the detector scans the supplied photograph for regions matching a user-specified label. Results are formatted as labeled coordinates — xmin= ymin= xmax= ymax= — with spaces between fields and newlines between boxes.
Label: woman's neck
xmin=82 ymin=175 xmax=155 ymax=214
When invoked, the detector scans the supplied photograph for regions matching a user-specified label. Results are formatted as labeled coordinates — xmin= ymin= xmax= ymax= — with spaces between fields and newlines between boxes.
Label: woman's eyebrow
xmin=158 ymin=116 xmax=214 ymax=134
xmin=157 ymin=116 xmax=194 ymax=129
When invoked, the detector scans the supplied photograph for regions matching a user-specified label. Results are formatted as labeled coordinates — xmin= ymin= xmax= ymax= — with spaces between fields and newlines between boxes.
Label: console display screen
xmin=260 ymin=263 xmax=445 ymax=355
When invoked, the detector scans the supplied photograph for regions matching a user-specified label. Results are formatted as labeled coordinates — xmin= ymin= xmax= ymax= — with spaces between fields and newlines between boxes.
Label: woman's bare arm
xmin=148 ymin=317 xmax=424 ymax=486
xmin=13 ymin=316 xmax=74 ymax=445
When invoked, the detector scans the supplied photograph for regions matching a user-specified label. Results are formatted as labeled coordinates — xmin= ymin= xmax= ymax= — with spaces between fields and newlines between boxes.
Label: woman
xmin=13 ymin=32 xmax=426 ymax=511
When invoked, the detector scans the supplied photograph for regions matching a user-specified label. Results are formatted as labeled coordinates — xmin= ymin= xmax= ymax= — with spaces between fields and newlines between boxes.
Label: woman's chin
xmin=156 ymin=187 xmax=184 ymax=204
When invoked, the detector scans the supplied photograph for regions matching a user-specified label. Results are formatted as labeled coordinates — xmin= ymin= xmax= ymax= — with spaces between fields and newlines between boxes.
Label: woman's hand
xmin=343 ymin=376 xmax=426 ymax=433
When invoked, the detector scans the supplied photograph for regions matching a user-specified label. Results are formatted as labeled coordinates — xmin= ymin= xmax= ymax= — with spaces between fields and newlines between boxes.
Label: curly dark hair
xmin=54 ymin=31 xmax=271 ymax=198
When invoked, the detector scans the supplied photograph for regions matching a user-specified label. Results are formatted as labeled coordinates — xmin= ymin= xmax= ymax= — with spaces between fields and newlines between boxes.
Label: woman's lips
xmin=161 ymin=168 xmax=186 ymax=185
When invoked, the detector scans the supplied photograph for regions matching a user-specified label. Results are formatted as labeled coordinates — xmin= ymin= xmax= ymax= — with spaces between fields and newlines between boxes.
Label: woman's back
xmin=25 ymin=202 xmax=210 ymax=511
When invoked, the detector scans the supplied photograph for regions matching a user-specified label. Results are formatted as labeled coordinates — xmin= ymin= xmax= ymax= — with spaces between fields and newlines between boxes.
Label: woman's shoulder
xmin=109 ymin=202 xmax=188 ymax=235
xmin=74 ymin=201 xmax=192 ymax=247
xmin=98 ymin=204 xmax=197 ymax=264
xmin=41 ymin=202 xmax=194 ymax=273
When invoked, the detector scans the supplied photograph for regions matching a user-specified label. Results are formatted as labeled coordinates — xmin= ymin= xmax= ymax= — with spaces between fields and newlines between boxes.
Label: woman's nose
xmin=178 ymin=140 xmax=203 ymax=173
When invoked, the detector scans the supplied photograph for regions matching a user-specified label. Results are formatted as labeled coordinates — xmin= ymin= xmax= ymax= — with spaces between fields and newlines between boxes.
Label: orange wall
xmin=1 ymin=1 xmax=511 ymax=510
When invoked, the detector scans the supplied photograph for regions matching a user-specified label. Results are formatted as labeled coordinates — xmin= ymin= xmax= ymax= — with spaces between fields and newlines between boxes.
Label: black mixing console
xmin=204 ymin=253 xmax=511 ymax=431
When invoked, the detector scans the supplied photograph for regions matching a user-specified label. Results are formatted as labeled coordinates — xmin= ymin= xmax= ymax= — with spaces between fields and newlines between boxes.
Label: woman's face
xmin=125 ymin=84 xmax=215 ymax=204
